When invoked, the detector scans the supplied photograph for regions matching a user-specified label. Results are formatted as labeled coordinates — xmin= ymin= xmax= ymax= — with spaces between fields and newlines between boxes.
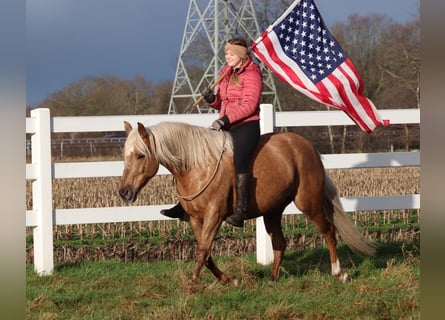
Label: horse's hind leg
xmin=263 ymin=212 xmax=286 ymax=282
xmin=304 ymin=206 xmax=349 ymax=282
xmin=321 ymin=218 xmax=349 ymax=282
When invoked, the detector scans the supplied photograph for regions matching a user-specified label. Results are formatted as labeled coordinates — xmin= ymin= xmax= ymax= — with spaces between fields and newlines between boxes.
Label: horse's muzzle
xmin=119 ymin=187 xmax=137 ymax=202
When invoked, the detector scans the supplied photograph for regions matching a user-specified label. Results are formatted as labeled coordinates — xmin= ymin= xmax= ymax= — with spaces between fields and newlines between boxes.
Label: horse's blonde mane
xmin=125 ymin=122 xmax=233 ymax=173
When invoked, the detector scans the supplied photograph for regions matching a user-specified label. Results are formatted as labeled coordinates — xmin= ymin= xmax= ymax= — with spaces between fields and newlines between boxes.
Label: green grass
xmin=27 ymin=241 xmax=419 ymax=319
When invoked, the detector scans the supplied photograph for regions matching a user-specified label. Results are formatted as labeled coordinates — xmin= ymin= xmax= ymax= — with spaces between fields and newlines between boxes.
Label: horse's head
xmin=119 ymin=121 xmax=160 ymax=202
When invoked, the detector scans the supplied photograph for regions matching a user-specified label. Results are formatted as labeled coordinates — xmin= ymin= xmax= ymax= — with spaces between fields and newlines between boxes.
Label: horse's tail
xmin=323 ymin=172 xmax=376 ymax=256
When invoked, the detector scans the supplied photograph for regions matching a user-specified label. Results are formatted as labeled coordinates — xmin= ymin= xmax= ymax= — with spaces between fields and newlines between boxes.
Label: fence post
xmin=31 ymin=108 xmax=54 ymax=275
xmin=256 ymin=104 xmax=274 ymax=265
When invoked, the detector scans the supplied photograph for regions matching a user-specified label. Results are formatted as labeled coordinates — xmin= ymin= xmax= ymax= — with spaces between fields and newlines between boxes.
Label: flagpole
xmin=252 ymin=0 xmax=301 ymax=48
xmin=190 ymin=67 xmax=230 ymax=109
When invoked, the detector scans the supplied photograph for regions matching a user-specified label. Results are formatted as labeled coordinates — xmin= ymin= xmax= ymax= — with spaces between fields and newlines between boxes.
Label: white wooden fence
xmin=26 ymin=105 xmax=420 ymax=275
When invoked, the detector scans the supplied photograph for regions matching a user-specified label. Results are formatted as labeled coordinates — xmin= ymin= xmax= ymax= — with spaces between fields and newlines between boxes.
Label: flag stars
xmin=272 ymin=0 xmax=347 ymax=83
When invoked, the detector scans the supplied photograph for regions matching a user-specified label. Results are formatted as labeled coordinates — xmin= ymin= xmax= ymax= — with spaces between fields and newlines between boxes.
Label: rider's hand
xmin=202 ymin=88 xmax=216 ymax=103
xmin=210 ymin=116 xmax=229 ymax=131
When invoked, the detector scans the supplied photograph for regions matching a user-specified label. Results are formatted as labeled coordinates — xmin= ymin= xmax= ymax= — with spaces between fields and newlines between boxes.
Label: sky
xmin=26 ymin=0 xmax=419 ymax=106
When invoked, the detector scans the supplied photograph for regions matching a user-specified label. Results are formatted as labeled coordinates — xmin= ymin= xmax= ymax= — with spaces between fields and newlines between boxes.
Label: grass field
xmin=26 ymin=241 xmax=419 ymax=319
xmin=26 ymin=167 xmax=420 ymax=319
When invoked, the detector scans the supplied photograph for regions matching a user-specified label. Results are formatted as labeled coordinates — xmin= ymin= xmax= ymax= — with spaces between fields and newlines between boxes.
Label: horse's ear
xmin=124 ymin=121 xmax=132 ymax=136
xmin=137 ymin=122 xmax=150 ymax=140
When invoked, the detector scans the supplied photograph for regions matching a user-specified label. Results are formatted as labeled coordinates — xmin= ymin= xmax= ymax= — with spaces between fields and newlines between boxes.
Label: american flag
xmin=251 ymin=0 xmax=388 ymax=132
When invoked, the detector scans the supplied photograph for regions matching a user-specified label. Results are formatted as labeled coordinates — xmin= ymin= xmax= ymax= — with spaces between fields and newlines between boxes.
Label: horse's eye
xmin=137 ymin=153 xmax=145 ymax=160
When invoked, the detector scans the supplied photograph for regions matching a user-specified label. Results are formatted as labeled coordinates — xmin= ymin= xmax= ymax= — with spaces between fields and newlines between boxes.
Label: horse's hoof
xmin=337 ymin=273 xmax=350 ymax=283
xmin=220 ymin=274 xmax=230 ymax=284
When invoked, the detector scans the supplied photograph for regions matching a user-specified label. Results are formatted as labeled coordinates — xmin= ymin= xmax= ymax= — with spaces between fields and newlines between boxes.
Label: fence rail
xmin=26 ymin=105 xmax=420 ymax=275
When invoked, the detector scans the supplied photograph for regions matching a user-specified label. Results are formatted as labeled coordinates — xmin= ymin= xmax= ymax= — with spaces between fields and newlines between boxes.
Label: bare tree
xmin=39 ymin=76 xmax=165 ymax=116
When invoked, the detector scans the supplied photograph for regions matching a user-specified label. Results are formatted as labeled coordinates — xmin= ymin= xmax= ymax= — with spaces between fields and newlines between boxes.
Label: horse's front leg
xmin=193 ymin=250 xmax=229 ymax=284
xmin=189 ymin=215 xmax=229 ymax=284
xmin=205 ymin=255 xmax=230 ymax=284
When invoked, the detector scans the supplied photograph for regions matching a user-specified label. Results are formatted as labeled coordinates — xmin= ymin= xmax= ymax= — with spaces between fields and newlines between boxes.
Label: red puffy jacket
xmin=208 ymin=56 xmax=263 ymax=127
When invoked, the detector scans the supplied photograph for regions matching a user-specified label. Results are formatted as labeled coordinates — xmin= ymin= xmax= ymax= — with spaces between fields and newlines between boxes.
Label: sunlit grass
xmin=26 ymin=242 xmax=419 ymax=319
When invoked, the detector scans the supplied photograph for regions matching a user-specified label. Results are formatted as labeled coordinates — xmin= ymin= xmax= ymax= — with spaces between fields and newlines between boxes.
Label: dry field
xmin=26 ymin=167 xmax=420 ymax=264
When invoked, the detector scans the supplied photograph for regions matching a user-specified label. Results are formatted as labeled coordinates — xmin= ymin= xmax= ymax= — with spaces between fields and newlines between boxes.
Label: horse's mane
xmin=125 ymin=122 xmax=233 ymax=173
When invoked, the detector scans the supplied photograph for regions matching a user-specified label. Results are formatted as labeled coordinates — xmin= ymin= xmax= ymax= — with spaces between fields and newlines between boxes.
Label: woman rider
xmin=161 ymin=36 xmax=263 ymax=228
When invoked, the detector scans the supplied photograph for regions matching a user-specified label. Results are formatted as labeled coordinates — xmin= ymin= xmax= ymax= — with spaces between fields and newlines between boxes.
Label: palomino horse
xmin=119 ymin=121 xmax=375 ymax=283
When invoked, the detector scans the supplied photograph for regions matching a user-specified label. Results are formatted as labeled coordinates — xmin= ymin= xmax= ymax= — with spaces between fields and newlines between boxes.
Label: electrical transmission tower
xmin=168 ymin=0 xmax=281 ymax=114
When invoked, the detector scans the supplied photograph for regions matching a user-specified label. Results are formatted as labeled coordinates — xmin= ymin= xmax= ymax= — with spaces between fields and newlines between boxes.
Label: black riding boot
xmin=160 ymin=203 xmax=189 ymax=222
xmin=226 ymin=173 xmax=249 ymax=228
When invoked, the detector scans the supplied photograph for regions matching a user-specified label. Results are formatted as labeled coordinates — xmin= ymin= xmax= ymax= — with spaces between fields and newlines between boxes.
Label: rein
xmin=176 ymin=130 xmax=227 ymax=201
